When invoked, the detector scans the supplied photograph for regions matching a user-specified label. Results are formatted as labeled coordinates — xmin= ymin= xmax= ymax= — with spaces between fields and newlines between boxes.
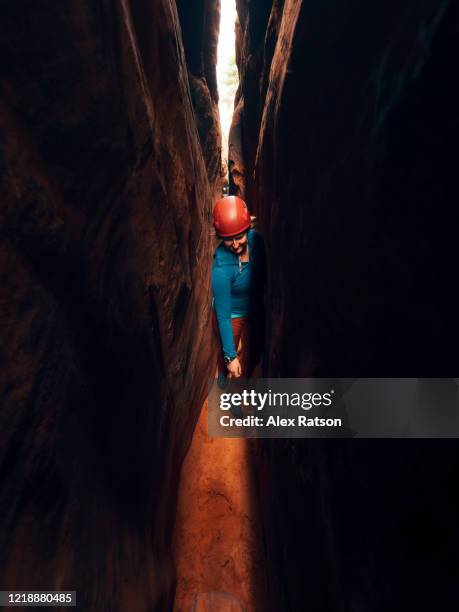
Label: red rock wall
xmin=236 ymin=0 xmax=459 ymax=376
xmin=233 ymin=1 xmax=459 ymax=610
xmin=176 ymin=0 xmax=223 ymax=196
xmin=229 ymin=0 xmax=274 ymax=201
xmin=0 ymin=1 xmax=218 ymax=609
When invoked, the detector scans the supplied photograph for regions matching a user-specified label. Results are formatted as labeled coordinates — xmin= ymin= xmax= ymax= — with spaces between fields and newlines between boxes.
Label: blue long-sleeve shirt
xmin=211 ymin=228 xmax=267 ymax=359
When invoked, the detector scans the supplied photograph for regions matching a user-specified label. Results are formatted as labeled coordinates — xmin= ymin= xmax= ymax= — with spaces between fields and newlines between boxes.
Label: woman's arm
xmin=211 ymin=264 xmax=237 ymax=360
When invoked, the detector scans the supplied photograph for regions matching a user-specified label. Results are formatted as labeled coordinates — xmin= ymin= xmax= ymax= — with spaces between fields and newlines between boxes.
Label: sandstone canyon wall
xmin=0 ymin=1 xmax=219 ymax=609
xmin=232 ymin=1 xmax=459 ymax=610
xmin=235 ymin=0 xmax=459 ymax=378
xmin=176 ymin=0 xmax=223 ymax=196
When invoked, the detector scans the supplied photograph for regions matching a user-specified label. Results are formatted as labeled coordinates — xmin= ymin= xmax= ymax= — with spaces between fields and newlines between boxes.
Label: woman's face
xmin=222 ymin=231 xmax=248 ymax=255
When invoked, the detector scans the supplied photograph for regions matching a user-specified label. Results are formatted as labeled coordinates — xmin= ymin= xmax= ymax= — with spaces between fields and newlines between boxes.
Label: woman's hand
xmin=227 ymin=357 xmax=242 ymax=378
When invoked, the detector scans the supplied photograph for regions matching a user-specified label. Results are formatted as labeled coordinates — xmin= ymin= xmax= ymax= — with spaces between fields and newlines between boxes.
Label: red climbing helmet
xmin=213 ymin=196 xmax=251 ymax=238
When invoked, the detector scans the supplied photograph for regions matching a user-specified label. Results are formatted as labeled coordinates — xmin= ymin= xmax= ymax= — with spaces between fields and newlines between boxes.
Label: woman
xmin=211 ymin=195 xmax=267 ymax=381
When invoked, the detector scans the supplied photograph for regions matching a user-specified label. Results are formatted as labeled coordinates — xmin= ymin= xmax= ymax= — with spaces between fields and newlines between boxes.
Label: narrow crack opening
xmin=217 ymin=0 xmax=239 ymax=182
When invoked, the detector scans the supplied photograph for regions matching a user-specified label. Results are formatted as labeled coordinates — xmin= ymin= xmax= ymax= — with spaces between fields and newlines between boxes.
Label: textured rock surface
xmin=0 ymin=0 xmax=218 ymax=609
xmin=229 ymin=0 xmax=274 ymax=204
xmin=228 ymin=96 xmax=245 ymax=197
xmin=176 ymin=0 xmax=224 ymax=196
xmin=240 ymin=0 xmax=459 ymax=376
xmin=234 ymin=1 xmax=459 ymax=610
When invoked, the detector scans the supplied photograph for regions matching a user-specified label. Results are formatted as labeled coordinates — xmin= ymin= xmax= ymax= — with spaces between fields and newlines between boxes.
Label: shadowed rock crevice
xmin=0 ymin=1 xmax=220 ymax=609
xmin=232 ymin=1 xmax=459 ymax=610
xmin=176 ymin=0 xmax=224 ymax=195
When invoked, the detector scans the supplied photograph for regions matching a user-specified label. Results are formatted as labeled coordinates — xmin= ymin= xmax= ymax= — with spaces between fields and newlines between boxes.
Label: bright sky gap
xmin=217 ymin=0 xmax=239 ymax=171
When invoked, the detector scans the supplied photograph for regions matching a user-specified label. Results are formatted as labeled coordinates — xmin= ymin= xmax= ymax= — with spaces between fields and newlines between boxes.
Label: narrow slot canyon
xmin=173 ymin=3 xmax=267 ymax=610
xmin=1 ymin=1 xmax=459 ymax=612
